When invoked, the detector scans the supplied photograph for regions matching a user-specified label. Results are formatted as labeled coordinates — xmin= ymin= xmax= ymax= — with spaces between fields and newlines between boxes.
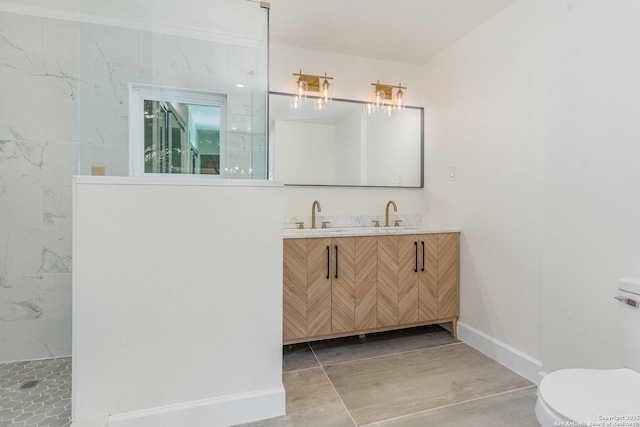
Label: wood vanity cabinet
xmin=378 ymin=233 xmax=459 ymax=333
xmin=378 ymin=234 xmax=433 ymax=327
xmin=283 ymin=236 xmax=377 ymax=342
xmin=283 ymin=232 xmax=458 ymax=344
xmin=283 ymin=238 xmax=307 ymax=341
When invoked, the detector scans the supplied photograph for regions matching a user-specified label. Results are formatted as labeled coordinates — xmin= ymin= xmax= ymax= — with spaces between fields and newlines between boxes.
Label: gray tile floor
xmin=242 ymin=325 xmax=539 ymax=426
xmin=0 ymin=357 xmax=71 ymax=427
xmin=0 ymin=326 xmax=539 ymax=427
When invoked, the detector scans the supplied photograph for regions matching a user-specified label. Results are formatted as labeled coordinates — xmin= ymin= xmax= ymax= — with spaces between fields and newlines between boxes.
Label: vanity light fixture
xmin=290 ymin=70 xmax=334 ymax=110
xmin=365 ymin=81 xmax=407 ymax=115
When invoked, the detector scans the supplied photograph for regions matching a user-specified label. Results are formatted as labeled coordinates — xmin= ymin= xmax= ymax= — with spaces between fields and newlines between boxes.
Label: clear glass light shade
xmin=289 ymin=94 xmax=304 ymax=109
xmin=313 ymin=97 xmax=327 ymax=111
xmin=296 ymin=78 xmax=308 ymax=99
xmin=384 ymin=105 xmax=393 ymax=116
xmin=363 ymin=103 xmax=375 ymax=116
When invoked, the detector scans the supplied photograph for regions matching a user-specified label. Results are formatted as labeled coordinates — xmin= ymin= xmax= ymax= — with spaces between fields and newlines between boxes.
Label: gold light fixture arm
xmin=371 ymin=81 xmax=407 ymax=100
xmin=293 ymin=70 xmax=334 ymax=92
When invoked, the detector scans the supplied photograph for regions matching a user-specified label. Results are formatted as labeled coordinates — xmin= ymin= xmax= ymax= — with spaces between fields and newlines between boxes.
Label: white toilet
xmin=536 ymin=277 xmax=640 ymax=426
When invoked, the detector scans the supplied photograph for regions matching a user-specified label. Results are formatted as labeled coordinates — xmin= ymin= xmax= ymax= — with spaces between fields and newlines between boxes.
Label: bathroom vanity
xmin=283 ymin=227 xmax=459 ymax=344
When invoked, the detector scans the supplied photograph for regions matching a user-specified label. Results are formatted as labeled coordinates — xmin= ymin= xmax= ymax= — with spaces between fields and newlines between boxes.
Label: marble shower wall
xmin=0 ymin=9 xmax=267 ymax=363
xmin=0 ymin=11 xmax=77 ymax=362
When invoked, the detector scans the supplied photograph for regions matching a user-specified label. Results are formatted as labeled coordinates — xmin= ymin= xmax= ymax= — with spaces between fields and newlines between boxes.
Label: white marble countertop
xmin=283 ymin=226 xmax=460 ymax=239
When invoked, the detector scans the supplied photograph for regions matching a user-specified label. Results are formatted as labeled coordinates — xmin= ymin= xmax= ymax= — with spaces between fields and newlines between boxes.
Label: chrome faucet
xmin=311 ymin=200 xmax=322 ymax=229
xmin=385 ymin=200 xmax=397 ymax=227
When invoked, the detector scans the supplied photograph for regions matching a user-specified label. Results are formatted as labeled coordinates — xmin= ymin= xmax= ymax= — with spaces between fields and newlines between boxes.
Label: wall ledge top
xmin=73 ymin=176 xmax=283 ymax=189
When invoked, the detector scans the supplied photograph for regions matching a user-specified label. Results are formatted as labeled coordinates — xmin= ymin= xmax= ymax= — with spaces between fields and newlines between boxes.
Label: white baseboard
xmin=70 ymin=416 xmax=109 ymax=427
xmin=101 ymin=386 xmax=285 ymax=427
xmin=457 ymin=321 xmax=543 ymax=385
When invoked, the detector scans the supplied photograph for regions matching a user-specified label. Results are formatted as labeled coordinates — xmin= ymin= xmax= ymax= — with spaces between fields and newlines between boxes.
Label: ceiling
xmin=268 ymin=0 xmax=517 ymax=65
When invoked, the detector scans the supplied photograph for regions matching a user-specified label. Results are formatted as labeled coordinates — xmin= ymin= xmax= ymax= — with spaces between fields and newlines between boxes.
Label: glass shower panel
xmin=77 ymin=0 xmax=269 ymax=179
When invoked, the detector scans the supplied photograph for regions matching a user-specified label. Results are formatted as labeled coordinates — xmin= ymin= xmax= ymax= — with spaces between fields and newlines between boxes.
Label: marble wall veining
xmin=0 ymin=11 xmax=77 ymax=362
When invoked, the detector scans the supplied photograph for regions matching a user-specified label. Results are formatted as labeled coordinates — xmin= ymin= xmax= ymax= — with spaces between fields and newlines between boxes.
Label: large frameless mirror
xmin=269 ymin=92 xmax=424 ymax=188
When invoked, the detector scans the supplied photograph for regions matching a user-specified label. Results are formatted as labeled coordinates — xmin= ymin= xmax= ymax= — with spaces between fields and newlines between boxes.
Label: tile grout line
xmin=358 ymin=384 xmax=538 ymax=427
xmin=283 ymin=342 xmax=320 ymax=374
xmin=309 ymin=344 xmax=359 ymax=427
xmin=317 ymin=340 xmax=464 ymax=369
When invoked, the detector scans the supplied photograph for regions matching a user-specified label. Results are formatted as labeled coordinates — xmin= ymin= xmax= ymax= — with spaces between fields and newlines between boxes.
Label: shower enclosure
xmin=77 ymin=0 xmax=269 ymax=179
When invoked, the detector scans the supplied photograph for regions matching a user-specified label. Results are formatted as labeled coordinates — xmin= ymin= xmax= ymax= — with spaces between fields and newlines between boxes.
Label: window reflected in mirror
xmin=130 ymin=84 xmax=227 ymax=177
xmin=143 ymin=101 xmax=222 ymax=175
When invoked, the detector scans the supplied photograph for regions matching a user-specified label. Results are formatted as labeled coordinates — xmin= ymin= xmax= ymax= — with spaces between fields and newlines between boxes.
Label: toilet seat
xmin=538 ymin=368 xmax=640 ymax=424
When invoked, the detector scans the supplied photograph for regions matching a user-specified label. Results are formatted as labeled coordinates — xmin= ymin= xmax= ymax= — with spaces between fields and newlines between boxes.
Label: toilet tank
xmin=618 ymin=277 xmax=640 ymax=372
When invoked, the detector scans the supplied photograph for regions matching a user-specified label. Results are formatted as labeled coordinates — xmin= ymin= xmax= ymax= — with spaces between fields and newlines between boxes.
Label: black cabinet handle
xmin=326 ymin=245 xmax=330 ymax=279
xmin=421 ymin=241 xmax=425 ymax=272
xmin=414 ymin=241 xmax=418 ymax=273
xmin=335 ymin=245 xmax=339 ymax=279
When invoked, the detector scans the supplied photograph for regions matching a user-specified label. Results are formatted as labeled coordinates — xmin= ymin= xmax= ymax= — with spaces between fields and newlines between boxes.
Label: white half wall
xmin=72 ymin=177 xmax=285 ymax=426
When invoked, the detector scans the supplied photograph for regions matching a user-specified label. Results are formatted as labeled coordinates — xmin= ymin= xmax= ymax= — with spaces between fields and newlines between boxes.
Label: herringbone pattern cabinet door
xmin=283 ymin=239 xmax=307 ymax=341
xmin=419 ymin=234 xmax=438 ymax=321
xmin=355 ymin=236 xmax=377 ymax=330
xmin=307 ymin=238 xmax=332 ymax=337
xmin=332 ymin=237 xmax=356 ymax=334
xmin=438 ymin=233 xmax=459 ymax=319
xmin=377 ymin=235 xmax=399 ymax=327
xmin=398 ymin=235 xmax=419 ymax=325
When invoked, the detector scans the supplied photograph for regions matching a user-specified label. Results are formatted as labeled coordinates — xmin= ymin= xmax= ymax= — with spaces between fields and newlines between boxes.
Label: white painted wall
xmin=541 ymin=0 xmax=640 ymax=371
xmin=271 ymin=44 xmax=426 ymax=223
xmin=72 ymin=177 xmax=284 ymax=426
xmin=423 ymin=0 xmax=545 ymax=362
xmin=424 ymin=0 xmax=640 ymax=373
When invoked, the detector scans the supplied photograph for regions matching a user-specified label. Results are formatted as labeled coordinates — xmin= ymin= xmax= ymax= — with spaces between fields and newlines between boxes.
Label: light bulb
xmin=321 ymin=78 xmax=331 ymax=102
xmin=395 ymin=88 xmax=404 ymax=110
xmin=289 ymin=95 xmax=303 ymax=109
xmin=363 ymin=103 xmax=375 ymax=116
